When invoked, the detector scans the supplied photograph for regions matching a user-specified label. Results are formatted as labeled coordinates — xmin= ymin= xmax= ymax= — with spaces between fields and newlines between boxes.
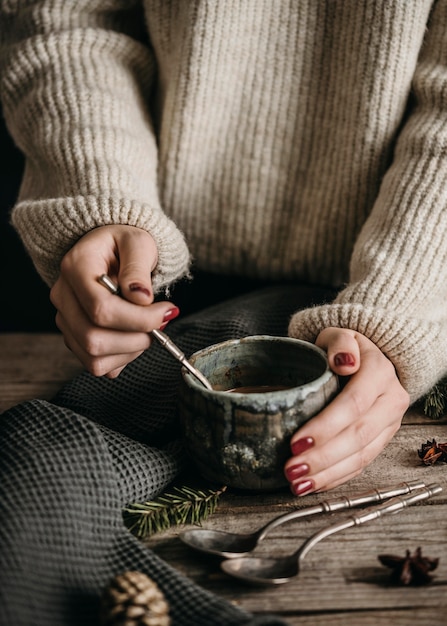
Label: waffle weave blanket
xmin=0 ymin=285 xmax=331 ymax=626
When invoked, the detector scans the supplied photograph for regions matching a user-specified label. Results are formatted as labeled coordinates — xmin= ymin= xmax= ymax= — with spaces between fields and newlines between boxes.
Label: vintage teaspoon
xmin=98 ymin=274 xmax=213 ymax=390
xmin=220 ymin=483 xmax=442 ymax=585
xmin=179 ymin=479 xmax=426 ymax=558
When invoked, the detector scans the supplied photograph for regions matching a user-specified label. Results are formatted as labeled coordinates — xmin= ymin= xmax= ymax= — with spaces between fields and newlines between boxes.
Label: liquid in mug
xmin=225 ymin=385 xmax=291 ymax=394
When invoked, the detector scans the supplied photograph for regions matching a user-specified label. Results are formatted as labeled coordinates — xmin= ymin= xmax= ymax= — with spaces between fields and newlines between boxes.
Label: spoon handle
xmin=297 ymin=483 xmax=443 ymax=562
xmin=257 ymin=479 xmax=426 ymax=541
xmin=151 ymin=328 xmax=213 ymax=390
xmin=98 ymin=274 xmax=213 ymax=390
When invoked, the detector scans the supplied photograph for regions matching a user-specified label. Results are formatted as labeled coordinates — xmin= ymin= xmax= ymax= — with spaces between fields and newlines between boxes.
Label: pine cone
xmin=100 ymin=571 xmax=170 ymax=626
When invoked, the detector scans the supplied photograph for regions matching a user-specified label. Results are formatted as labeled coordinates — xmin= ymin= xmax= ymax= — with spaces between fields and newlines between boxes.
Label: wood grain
xmin=1 ymin=332 xmax=446 ymax=625
xmin=0 ymin=333 xmax=82 ymax=412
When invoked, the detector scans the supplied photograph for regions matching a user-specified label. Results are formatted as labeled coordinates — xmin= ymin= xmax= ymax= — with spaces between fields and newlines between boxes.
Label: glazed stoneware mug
xmin=178 ymin=335 xmax=339 ymax=491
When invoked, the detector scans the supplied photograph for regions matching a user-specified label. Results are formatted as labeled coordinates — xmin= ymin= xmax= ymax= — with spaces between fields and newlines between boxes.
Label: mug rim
xmin=182 ymin=334 xmax=333 ymax=397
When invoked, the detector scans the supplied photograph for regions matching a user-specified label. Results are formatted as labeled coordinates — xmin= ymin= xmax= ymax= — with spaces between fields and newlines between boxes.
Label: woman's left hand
xmin=284 ymin=327 xmax=410 ymax=495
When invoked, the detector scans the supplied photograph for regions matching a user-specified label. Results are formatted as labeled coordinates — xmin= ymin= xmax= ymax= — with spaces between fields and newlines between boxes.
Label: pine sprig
xmin=123 ymin=485 xmax=227 ymax=539
xmin=120 ymin=378 xmax=447 ymax=540
xmin=422 ymin=377 xmax=447 ymax=419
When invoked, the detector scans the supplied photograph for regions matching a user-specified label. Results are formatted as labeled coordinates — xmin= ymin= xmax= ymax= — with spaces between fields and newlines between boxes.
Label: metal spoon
xmin=98 ymin=274 xmax=213 ymax=390
xmin=179 ymin=479 xmax=425 ymax=558
xmin=220 ymin=483 xmax=443 ymax=585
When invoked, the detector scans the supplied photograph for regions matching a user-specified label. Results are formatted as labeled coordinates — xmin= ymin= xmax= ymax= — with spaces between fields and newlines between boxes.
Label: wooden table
xmin=1 ymin=333 xmax=447 ymax=625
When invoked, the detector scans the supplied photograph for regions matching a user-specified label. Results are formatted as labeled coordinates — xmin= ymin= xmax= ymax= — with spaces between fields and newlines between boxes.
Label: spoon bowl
xmin=220 ymin=484 xmax=442 ymax=585
xmin=180 ymin=528 xmax=258 ymax=558
xmin=222 ymin=554 xmax=298 ymax=585
xmin=179 ymin=480 xmax=426 ymax=558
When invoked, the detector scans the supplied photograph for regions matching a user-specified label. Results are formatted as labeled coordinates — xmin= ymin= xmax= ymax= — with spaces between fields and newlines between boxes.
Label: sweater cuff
xmin=288 ymin=303 xmax=447 ymax=403
xmin=11 ymin=195 xmax=191 ymax=292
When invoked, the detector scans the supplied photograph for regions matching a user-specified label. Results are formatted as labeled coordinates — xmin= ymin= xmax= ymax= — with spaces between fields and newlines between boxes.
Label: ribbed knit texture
xmin=1 ymin=0 xmax=447 ymax=400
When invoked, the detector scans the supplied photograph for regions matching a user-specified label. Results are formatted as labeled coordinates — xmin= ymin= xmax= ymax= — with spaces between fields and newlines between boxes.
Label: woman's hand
xmin=50 ymin=225 xmax=179 ymax=378
xmin=284 ymin=327 xmax=410 ymax=495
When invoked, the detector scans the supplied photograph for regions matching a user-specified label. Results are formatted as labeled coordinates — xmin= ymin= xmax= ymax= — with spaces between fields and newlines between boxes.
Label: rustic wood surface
xmin=0 ymin=333 xmax=82 ymax=413
xmin=1 ymin=332 xmax=446 ymax=625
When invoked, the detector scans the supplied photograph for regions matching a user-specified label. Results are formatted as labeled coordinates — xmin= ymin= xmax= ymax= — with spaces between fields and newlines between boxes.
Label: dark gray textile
xmin=0 ymin=285 xmax=333 ymax=626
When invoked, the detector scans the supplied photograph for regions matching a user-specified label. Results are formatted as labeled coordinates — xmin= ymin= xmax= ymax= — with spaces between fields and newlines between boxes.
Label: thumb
xmin=120 ymin=270 xmax=154 ymax=305
xmin=116 ymin=231 xmax=158 ymax=305
xmin=316 ymin=327 xmax=361 ymax=376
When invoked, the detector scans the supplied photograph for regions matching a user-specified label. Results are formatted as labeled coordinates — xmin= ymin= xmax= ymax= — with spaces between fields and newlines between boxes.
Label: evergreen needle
xmin=121 ymin=379 xmax=447 ymax=539
xmin=123 ymin=485 xmax=227 ymax=538
xmin=422 ymin=378 xmax=447 ymax=419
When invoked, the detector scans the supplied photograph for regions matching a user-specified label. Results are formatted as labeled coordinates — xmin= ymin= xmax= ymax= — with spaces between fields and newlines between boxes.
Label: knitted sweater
xmin=1 ymin=0 xmax=447 ymax=402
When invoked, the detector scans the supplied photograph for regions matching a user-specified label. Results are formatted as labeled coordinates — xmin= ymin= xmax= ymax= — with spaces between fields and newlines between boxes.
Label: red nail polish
xmin=163 ymin=307 xmax=180 ymax=322
xmin=334 ymin=352 xmax=355 ymax=367
xmin=129 ymin=283 xmax=151 ymax=298
xmin=285 ymin=463 xmax=309 ymax=481
xmin=291 ymin=437 xmax=314 ymax=456
xmin=292 ymin=479 xmax=314 ymax=496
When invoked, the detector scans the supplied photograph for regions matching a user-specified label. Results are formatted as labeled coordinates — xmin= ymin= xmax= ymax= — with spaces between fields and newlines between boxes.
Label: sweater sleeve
xmin=289 ymin=0 xmax=447 ymax=403
xmin=0 ymin=0 xmax=190 ymax=291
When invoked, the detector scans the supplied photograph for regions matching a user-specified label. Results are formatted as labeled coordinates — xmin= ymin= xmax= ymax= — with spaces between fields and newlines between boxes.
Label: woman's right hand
xmin=50 ymin=224 xmax=180 ymax=378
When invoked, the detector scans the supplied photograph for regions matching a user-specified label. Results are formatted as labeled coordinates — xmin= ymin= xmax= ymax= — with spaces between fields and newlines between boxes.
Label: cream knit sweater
xmin=1 ymin=0 xmax=447 ymax=402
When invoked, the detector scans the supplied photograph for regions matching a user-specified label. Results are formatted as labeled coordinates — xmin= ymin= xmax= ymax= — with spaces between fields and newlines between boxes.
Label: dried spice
xmin=418 ymin=438 xmax=447 ymax=465
xmin=378 ymin=547 xmax=439 ymax=585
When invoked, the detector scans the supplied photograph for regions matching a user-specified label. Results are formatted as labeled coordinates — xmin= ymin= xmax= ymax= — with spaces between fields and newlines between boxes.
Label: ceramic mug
xmin=178 ymin=335 xmax=339 ymax=491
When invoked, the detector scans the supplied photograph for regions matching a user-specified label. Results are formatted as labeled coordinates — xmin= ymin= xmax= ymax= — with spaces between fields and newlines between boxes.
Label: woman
xmin=2 ymin=0 xmax=446 ymax=499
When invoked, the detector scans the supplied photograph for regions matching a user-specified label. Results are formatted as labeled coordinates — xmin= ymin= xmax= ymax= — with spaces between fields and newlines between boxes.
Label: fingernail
xmin=163 ymin=307 xmax=180 ymax=322
xmin=292 ymin=479 xmax=315 ymax=496
xmin=129 ymin=283 xmax=151 ymax=298
xmin=285 ymin=463 xmax=309 ymax=481
xmin=291 ymin=437 xmax=314 ymax=456
xmin=334 ymin=352 xmax=356 ymax=367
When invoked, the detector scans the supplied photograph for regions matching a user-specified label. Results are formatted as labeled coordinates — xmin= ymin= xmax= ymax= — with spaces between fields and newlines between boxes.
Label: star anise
xmin=378 ymin=547 xmax=439 ymax=585
xmin=418 ymin=438 xmax=447 ymax=465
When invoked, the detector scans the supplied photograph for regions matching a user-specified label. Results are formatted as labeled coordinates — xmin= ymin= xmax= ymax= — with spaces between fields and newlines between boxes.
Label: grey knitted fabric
xmin=0 ymin=286 xmax=333 ymax=626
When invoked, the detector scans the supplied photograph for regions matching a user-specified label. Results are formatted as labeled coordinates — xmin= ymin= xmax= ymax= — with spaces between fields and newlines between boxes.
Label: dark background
xmin=0 ymin=113 xmax=307 ymax=333
xmin=1 ymin=112 xmax=57 ymax=332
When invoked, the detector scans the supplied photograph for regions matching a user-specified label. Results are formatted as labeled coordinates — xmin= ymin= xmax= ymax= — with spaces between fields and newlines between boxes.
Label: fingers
xmin=51 ymin=225 xmax=180 ymax=376
xmin=52 ymin=280 xmax=179 ymax=376
xmin=287 ymin=397 xmax=400 ymax=494
xmin=59 ymin=225 xmax=158 ymax=309
xmin=313 ymin=424 xmax=399 ymax=493
xmin=284 ymin=328 xmax=410 ymax=496
xmin=52 ymin=271 xmax=178 ymax=334
xmin=53 ymin=285 xmax=150 ymax=376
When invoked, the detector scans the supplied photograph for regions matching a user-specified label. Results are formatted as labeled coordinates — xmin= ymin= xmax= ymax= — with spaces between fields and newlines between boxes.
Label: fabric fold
xmin=1 ymin=286 xmax=318 ymax=626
